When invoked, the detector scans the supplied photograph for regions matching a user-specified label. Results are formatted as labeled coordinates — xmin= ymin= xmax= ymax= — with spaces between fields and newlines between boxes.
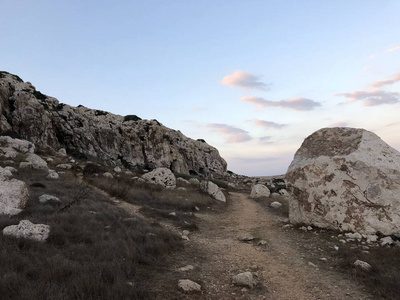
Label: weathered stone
xmin=178 ymin=279 xmax=201 ymax=293
xmin=250 ymin=184 xmax=270 ymax=198
xmin=270 ymin=201 xmax=282 ymax=209
xmin=354 ymin=260 xmax=372 ymax=271
xmin=0 ymin=136 xmax=34 ymax=158
xmin=0 ymin=72 xmax=227 ymax=176
xmin=113 ymin=166 xmax=122 ymax=173
xmin=0 ymin=167 xmax=13 ymax=178
xmin=3 ymin=220 xmax=50 ymax=242
xmin=56 ymin=163 xmax=72 ymax=169
xmin=39 ymin=194 xmax=61 ymax=205
xmin=142 ymin=167 xmax=176 ymax=187
xmin=0 ymin=177 xmax=28 ymax=215
xmin=177 ymin=177 xmax=189 ymax=185
xmin=189 ymin=178 xmax=200 ymax=185
xmin=380 ymin=236 xmax=394 ymax=246
xmin=232 ymin=272 xmax=256 ymax=289
xmin=177 ymin=265 xmax=194 ymax=272
xmin=200 ymin=181 xmax=226 ymax=202
xmin=287 ymin=127 xmax=400 ymax=236
xmin=47 ymin=170 xmax=59 ymax=179
xmin=21 ymin=153 xmax=48 ymax=170
xmin=103 ymin=172 xmax=113 ymax=179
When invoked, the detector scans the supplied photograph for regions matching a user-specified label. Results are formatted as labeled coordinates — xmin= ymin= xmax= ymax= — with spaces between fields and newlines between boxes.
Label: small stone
xmin=46 ymin=171 xmax=59 ymax=179
xmin=339 ymin=239 xmax=346 ymax=244
xmin=270 ymin=201 xmax=282 ymax=208
xmin=319 ymin=258 xmax=328 ymax=262
xmin=354 ymin=260 xmax=372 ymax=271
xmin=307 ymin=226 xmax=313 ymax=231
xmin=258 ymin=240 xmax=268 ymax=245
xmin=56 ymin=163 xmax=72 ymax=170
xmin=38 ymin=194 xmax=61 ymax=205
xmin=299 ymin=226 xmax=307 ymax=231
xmin=178 ymin=279 xmax=201 ymax=293
xmin=345 ymin=232 xmax=362 ymax=239
xmin=46 ymin=157 xmax=54 ymax=162
xmin=103 ymin=172 xmax=113 ymax=179
xmin=195 ymin=206 xmax=200 ymax=211
xmin=282 ymin=224 xmax=293 ymax=229
xmin=308 ymin=262 xmax=318 ymax=268
xmin=380 ymin=236 xmax=394 ymax=246
xmin=232 ymin=272 xmax=256 ymax=289
xmin=238 ymin=235 xmax=255 ymax=242
xmin=177 ymin=265 xmax=194 ymax=272
xmin=182 ymin=230 xmax=190 ymax=236
xmin=114 ymin=166 xmax=122 ymax=173
xmin=181 ymin=235 xmax=190 ymax=241
xmin=169 ymin=212 xmax=176 ymax=217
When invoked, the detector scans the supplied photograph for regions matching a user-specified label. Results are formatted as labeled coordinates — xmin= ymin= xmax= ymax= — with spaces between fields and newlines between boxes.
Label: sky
xmin=1 ymin=0 xmax=400 ymax=176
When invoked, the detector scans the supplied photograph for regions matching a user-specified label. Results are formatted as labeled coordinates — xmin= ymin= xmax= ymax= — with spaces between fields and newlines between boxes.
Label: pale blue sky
xmin=2 ymin=0 xmax=400 ymax=175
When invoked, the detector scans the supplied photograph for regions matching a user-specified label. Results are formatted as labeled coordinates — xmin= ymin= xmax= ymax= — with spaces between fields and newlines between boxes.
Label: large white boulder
xmin=0 ymin=176 xmax=28 ymax=215
xmin=19 ymin=153 xmax=48 ymax=170
xmin=142 ymin=167 xmax=176 ymax=187
xmin=200 ymin=181 xmax=226 ymax=202
xmin=0 ymin=136 xmax=35 ymax=158
xmin=287 ymin=127 xmax=400 ymax=236
xmin=250 ymin=184 xmax=270 ymax=198
xmin=3 ymin=220 xmax=50 ymax=242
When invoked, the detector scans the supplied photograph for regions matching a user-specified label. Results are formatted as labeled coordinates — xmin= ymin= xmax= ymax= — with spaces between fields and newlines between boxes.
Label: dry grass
xmin=0 ymin=168 xmax=183 ymax=299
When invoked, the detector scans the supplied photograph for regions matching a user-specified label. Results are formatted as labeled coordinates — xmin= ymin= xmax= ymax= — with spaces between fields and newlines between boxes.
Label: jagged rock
xmin=270 ymin=201 xmax=282 ymax=208
xmin=354 ymin=260 xmax=372 ymax=271
xmin=0 ymin=176 xmax=28 ymax=215
xmin=178 ymin=279 xmax=201 ymax=293
xmin=250 ymin=184 xmax=270 ymax=198
xmin=0 ymin=72 xmax=227 ymax=175
xmin=232 ymin=272 xmax=256 ymax=289
xmin=142 ymin=167 xmax=176 ymax=187
xmin=0 ymin=136 xmax=34 ymax=158
xmin=3 ymin=220 xmax=50 ymax=242
xmin=38 ymin=194 xmax=61 ymax=205
xmin=200 ymin=181 xmax=226 ymax=202
xmin=287 ymin=127 xmax=400 ymax=236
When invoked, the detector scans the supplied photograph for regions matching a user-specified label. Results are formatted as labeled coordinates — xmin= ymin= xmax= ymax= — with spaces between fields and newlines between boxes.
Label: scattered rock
xmin=270 ymin=201 xmax=282 ymax=208
xmin=20 ymin=153 xmax=48 ymax=170
xmin=58 ymin=148 xmax=67 ymax=156
xmin=232 ymin=272 xmax=256 ymax=289
xmin=38 ymin=194 xmax=61 ymax=205
xmin=0 ymin=136 xmax=34 ymax=158
xmin=177 ymin=265 xmax=194 ymax=272
xmin=380 ymin=236 xmax=394 ymax=246
xmin=258 ymin=240 xmax=268 ymax=245
xmin=354 ymin=260 xmax=372 ymax=271
xmin=189 ymin=178 xmax=200 ymax=185
xmin=0 ymin=176 xmax=28 ymax=215
xmin=4 ymin=166 xmax=17 ymax=174
xmin=238 ymin=235 xmax=255 ymax=242
xmin=250 ymin=184 xmax=270 ymax=198
xmin=345 ymin=232 xmax=362 ymax=240
xmin=177 ymin=187 xmax=187 ymax=191
xmin=56 ymin=163 xmax=72 ymax=170
xmin=3 ymin=220 xmax=50 ymax=242
xmin=0 ymin=167 xmax=13 ymax=178
xmin=142 ymin=168 xmax=176 ymax=188
xmin=181 ymin=235 xmax=190 ymax=241
xmin=114 ymin=166 xmax=122 ymax=173
xmin=200 ymin=181 xmax=226 ymax=202
xmin=168 ymin=212 xmax=177 ymax=217
xmin=182 ymin=230 xmax=190 ymax=236
xmin=103 ymin=172 xmax=114 ymax=179
xmin=178 ymin=279 xmax=201 ymax=293
xmin=177 ymin=177 xmax=189 ymax=185
xmin=308 ymin=262 xmax=318 ymax=268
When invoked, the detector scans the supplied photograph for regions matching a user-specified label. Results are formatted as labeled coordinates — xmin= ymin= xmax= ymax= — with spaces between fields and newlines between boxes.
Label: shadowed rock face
xmin=286 ymin=127 xmax=400 ymax=236
xmin=0 ymin=72 xmax=227 ymax=175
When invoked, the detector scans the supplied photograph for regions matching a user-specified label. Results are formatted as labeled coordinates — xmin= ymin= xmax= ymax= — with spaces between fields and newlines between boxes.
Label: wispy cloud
xmin=387 ymin=45 xmax=400 ymax=52
xmin=241 ymin=96 xmax=321 ymax=111
xmin=363 ymin=66 xmax=371 ymax=73
xmin=369 ymin=72 xmax=400 ymax=87
xmin=221 ymin=71 xmax=270 ymax=90
xmin=336 ymin=89 xmax=400 ymax=106
xmin=192 ymin=107 xmax=207 ymax=111
xmin=329 ymin=121 xmax=349 ymax=127
xmin=251 ymin=119 xmax=286 ymax=129
xmin=207 ymin=123 xmax=252 ymax=143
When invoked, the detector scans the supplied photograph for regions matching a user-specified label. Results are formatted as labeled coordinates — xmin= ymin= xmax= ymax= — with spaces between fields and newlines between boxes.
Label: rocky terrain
xmin=2 ymin=72 xmax=400 ymax=299
xmin=0 ymin=71 xmax=226 ymax=175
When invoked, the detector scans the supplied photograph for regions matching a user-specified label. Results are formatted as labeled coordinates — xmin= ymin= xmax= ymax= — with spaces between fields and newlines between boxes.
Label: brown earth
xmin=119 ymin=192 xmax=375 ymax=299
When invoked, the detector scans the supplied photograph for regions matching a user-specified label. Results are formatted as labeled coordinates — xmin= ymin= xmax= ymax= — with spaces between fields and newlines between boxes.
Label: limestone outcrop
xmin=3 ymin=220 xmax=50 ymax=242
xmin=0 ymin=71 xmax=227 ymax=175
xmin=286 ymin=127 xmax=400 ymax=236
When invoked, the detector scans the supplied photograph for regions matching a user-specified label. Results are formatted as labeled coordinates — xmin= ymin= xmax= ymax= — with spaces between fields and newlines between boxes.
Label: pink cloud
xmin=221 ymin=71 xmax=270 ymax=90
xmin=207 ymin=123 xmax=252 ymax=143
xmin=251 ymin=119 xmax=286 ymax=129
xmin=369 ymin=72 xmax=400 ymax=87
xmin=387 ymin=45 xmax=400 ymax=52
xmin=241 ymin=96 xmax=321 ymax=111
xmin=335 ymin=89 xmax=399 ymax=106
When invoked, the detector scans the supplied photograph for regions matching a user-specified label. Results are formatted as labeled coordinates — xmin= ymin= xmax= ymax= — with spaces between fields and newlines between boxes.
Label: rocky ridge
xmin=0 ymin=71 xmax=227 ymax=175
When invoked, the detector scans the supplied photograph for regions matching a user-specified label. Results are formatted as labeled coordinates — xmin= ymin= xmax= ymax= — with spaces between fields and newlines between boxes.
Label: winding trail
xmin=159 ymin=192 xmax=374 ymax=299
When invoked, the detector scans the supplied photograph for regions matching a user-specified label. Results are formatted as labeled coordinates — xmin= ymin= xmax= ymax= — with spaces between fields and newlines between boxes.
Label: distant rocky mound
xmin=0 ymin=72 xmax=227 ymax=175
xmin=287 ymin=127 xmax=400 ymax=236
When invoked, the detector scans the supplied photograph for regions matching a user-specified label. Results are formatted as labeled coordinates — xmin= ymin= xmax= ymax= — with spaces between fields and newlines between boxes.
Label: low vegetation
xmin=0 ymin=168 xmax=184 ymax=299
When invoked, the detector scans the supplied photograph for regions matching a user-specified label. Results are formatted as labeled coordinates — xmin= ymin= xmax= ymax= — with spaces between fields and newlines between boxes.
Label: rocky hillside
xmin=0 ymin=71 xmax=227 ymax=175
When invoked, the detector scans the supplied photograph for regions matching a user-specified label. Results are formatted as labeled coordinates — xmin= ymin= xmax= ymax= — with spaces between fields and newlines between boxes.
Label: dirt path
xmin=159 ymin=192 xmax=374 ymax=300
